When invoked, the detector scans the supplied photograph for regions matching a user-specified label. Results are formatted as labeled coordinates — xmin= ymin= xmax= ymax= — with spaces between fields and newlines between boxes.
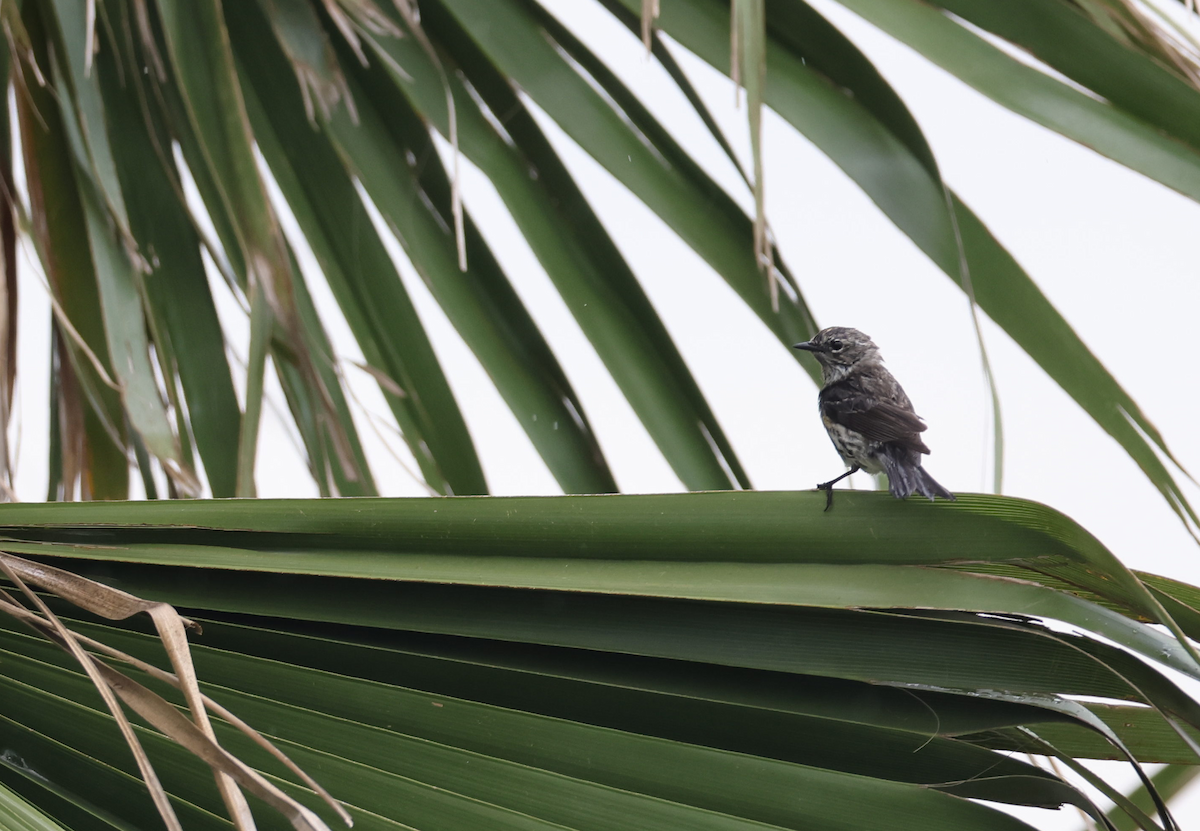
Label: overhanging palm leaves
xmin=0 ymin=0 xmax=1195 ymax=517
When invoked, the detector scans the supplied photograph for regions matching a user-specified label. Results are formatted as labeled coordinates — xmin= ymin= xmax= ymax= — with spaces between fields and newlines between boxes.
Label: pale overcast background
xmin=9 ymin=1 xmax=1200 ymax=826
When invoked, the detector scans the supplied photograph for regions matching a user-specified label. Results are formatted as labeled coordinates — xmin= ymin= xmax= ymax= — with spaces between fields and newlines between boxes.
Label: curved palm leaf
xmin=1 ymin=492 xmax=1197 ymax=829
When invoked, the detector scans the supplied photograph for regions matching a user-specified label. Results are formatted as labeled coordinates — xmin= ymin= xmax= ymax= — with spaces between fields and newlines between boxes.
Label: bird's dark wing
xmin=820 ymin=380 xmax=931 ymax=453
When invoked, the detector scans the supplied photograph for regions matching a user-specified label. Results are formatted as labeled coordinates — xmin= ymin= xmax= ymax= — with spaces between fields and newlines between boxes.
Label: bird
xmin=793 ymin=327 xmax=954 ymax=510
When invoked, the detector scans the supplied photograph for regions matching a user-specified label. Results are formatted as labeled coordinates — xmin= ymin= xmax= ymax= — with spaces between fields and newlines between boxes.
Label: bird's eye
xmin=829 ymin=340 xmax=844 ymax=352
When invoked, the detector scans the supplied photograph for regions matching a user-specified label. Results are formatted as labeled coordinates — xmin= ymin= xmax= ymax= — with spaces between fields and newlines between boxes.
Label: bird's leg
xmin=817 ymin=466 xmax=861 ymax=512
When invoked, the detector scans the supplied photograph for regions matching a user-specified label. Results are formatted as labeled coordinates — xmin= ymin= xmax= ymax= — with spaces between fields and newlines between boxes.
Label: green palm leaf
xmin=1 ymin=493 xmax=1196 ymax=829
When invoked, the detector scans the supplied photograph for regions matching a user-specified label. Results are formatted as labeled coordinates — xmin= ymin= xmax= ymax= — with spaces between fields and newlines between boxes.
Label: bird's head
xmin=792 ymin=327 xmax=881 ymax=380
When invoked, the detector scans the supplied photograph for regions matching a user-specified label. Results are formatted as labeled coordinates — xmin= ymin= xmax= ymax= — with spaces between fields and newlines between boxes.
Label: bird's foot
xmin=816 ymin=481 xmax=835 ymax=512
xmin=814 ymin=466 xmax=860 ymax=512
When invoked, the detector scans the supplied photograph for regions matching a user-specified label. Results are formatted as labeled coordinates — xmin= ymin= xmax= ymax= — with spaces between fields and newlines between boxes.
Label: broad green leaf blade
xmin=20 ymin=526 xmax=1200 ymax=680
xmin=114 ymin=579 xmax=1164 ymax=704
xmin=128 ymin=613 xmax=1194 ymax=767
xmin=0 ymin=618 xmax=1051 ymax=831
xmin=627 ymin=0 xmax=1199 ymax=535
xmin=481 ymin=0 xmax=819 ymax=357
xmin=886 ymin=609 xmax=1200 ymax=737
xmin=324 ymin=51 xmax=619 ymax=494
xmin=0 ymin=490 xmax=1139 ymax=562
xmin=200 ymin=614 xmax=1089 ymax=744
xmin=0 ymin=483 xmax=1193 ymax=680
xmin=758 ymin=0 xmax=938 ymax=172
xmin=7 ymin=491 xmax=1198 ymax=715
xmin=4 ymin=493 xmax=1197 ymax=828
xmin=0 ymin=616 xmax=1086 ymax=807
xmin=22 ymin=541 xmax=1197 ymax=702
xmin=272 ymin=354 xmax=337 ymax=498
xmin=178 ymin=641 xmax=1063 ymax=804
xmin=0 ymin=498 xmax=1185 ymax=700
xmin=232 ymin=34 xmax=485 ymax=496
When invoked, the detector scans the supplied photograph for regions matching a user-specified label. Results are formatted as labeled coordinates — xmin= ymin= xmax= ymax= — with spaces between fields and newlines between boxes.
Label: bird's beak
xmin=793 ymin=341 xmax=823 ymax=353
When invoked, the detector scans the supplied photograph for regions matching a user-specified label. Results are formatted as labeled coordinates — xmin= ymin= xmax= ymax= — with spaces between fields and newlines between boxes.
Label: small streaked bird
xmin=793 ymin=327 xmax=954 ymax=510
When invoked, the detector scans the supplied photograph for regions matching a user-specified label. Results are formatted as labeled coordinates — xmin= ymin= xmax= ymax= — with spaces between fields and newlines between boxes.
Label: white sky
xmin=8 ymin=1 xmax=1200 ymax=826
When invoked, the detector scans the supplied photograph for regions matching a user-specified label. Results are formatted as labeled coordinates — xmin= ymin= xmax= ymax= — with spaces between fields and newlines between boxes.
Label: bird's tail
xmin=914 ymin=465 xmax=954 ymax=501
xmin=881 ymin=454 xmax=954 ymax=501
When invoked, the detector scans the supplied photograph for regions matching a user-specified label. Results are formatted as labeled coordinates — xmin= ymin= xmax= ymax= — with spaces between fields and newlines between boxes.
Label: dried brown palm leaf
xmin=0 ymin=552 xmax=349 ymax=831
xmin=0 ymin=557 xmax=186 ymax=831
xmin=39 ymin=609 xmax=352 ymax=827
xmin=6 ymin=552 xmax=253 ymax=827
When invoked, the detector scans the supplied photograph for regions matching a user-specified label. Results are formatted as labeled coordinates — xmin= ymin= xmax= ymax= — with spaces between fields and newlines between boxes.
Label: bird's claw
xmin=817 ymin=483 xmax=834 ymax=512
